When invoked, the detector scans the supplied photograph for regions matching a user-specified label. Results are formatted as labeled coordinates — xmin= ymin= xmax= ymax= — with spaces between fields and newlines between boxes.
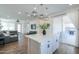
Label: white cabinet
xmin=26 ymin=34 xmax=59 ymax=54
xmin=41 ymin=37 xmax=59 ymax=54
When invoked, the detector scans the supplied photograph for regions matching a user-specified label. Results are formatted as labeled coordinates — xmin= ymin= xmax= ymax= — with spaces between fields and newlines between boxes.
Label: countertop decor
xmin=39 ymin=23 xmax=50 ymax=35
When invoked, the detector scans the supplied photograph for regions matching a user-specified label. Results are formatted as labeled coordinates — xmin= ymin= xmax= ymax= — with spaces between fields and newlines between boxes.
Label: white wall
xmin=25 ymin=18 xmax=53 ymax=35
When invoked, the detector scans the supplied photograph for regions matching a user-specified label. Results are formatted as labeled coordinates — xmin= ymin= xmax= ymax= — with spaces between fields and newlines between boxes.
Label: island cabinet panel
xmin=41 ymin=38 xmax=59 ymax=54
xmin=41 ymin=40 xmax=48 ymax=54
xmin=28 ymin=38 xmax=40 ymax=54
xmin=25 ymin=35 xmax=59 ymax=54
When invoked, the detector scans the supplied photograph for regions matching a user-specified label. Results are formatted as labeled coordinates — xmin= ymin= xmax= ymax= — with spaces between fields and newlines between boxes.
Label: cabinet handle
xmin=56 ymin=40 xmax=58 ymax=42
xmin=47 ymin=44 xmax=50 ymax=48
xmin=48 ymin=41 xmax=50 ymax=42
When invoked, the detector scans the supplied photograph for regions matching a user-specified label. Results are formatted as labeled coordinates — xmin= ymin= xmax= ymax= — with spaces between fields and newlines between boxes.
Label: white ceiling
xmin=0 ymin=4 xmax=79 ymax=20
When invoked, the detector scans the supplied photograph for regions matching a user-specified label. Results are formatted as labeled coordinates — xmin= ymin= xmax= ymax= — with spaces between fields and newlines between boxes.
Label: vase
xmin=43 ymin=30 xmax=46 ymax=35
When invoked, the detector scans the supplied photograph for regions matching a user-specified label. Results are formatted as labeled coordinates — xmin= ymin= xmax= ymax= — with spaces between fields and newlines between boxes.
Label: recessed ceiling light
xmin=33 ymin=13 xmax=36 ymax=16
xmin=7 ymin=16 xmax=10 ymax=18
xmin=18 ymin=12 xmax=22 ymax=14
xmin=34 ymin=7 xmax=37 ymax=10
xmin=27 ymin=15 xmax=30 ymax=17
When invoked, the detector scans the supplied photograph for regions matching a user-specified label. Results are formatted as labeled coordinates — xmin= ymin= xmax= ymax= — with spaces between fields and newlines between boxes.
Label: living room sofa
xmin=0 ymin=31 xmax=18 ymax=44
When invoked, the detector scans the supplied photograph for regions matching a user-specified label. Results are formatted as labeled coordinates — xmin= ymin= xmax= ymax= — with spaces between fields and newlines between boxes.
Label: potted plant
xmin=39 ymin=23 xmax=50 ymax=35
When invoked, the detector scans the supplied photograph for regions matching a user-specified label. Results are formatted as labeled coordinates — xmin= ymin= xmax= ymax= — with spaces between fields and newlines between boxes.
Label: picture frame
xmin=31 ymin=24 xmax=36 ymax=29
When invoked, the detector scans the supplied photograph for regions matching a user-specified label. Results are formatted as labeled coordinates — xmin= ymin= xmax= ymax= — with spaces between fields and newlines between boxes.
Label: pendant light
xmin=16 ymin=19 xmax=20 ymax=23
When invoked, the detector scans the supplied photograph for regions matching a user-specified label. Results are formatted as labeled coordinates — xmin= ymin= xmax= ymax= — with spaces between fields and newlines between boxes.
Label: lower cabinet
xmin=41 ymin=38 xmax=59 ymax=54
xmin=27 ymin=37 xmax=59 ymax=54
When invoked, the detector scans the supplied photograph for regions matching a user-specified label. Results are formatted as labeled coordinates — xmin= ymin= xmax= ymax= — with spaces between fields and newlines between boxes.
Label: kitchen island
xmin=25 ymin=34 xmax=59 ymax=54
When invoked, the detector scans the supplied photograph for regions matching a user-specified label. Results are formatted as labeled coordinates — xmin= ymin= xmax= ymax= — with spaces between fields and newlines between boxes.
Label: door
xmin=17 ymin=23 xmax=23 ymax=47
xmin=17 ymin=23 xmax=22 ymax=33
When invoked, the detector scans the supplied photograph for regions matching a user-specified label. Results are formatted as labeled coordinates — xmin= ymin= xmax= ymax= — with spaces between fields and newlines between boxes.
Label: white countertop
xmin=25 ymin=34 xmax=54 ymax=43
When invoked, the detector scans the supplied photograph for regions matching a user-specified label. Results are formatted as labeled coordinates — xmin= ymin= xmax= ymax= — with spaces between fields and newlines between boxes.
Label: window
xmin=1 ymin=22 xmax=8 ymax=30
xmin=1 ymin=22 xmax=15 ymax=31
xmin=8 ymin=23 xmax=15 ymax=30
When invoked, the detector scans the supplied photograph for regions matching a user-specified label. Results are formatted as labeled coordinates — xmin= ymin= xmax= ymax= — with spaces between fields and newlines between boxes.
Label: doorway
xmin=17 ymin=23 xmax=22 ymax=33
xmin=17 ymin=23 xmax=24 ymax=47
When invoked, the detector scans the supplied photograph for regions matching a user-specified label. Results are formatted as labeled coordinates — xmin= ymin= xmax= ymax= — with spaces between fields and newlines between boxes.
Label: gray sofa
xmin=2 ymin=31 xmax=18 ymax=44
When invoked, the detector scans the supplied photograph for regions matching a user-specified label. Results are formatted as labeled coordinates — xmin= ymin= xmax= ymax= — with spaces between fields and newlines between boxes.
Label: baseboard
xmin=60 ymin=42 xmax=79 ymax=48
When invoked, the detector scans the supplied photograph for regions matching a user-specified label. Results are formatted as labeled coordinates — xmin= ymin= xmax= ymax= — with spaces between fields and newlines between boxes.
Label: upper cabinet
xmin=52 ymin=16 xmax=63 ymax=35
xmin=66 ymin=9 xmax=79 ymax=28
